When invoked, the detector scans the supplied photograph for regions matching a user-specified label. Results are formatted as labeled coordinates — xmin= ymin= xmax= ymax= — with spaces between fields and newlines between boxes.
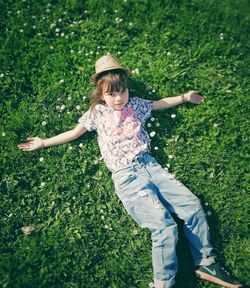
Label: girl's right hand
xmin=18 ymin=137 xmax=45 ymax=152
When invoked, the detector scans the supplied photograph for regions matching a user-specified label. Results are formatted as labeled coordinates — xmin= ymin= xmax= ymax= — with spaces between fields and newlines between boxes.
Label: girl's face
xmin=101 ymin=87 xmax=129 ymax=110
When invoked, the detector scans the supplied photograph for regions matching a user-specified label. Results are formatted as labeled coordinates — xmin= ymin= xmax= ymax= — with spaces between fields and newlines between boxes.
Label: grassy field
xmin=0 ymin=0 xmax=249 ymax=287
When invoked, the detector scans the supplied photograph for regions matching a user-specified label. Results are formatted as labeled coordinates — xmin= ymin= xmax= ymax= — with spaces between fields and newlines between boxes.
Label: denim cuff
xmin=153 ymin=278 xmax=175 ymax=288
xmin=194 ymin=256 xmax=216 ymax=266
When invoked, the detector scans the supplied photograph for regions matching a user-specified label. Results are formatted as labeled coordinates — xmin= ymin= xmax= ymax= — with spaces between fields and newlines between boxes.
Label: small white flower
xmin=61 ymin=32 xmax=65 ymax=37
xmin=207 ymin=211 xmax=212 ymax=216
xmin=168 ymin=155 xmax=173 ymax=159
xmin=93 ymin=159 xmax=99 ymax=165
xmin=150 ymin=131 xmax=156 ymax=137
xmin=67 ymin=111 xmax=70 ymax=115
xmin=32 ymin=25 xmax=36 ymax=29
xmin=220 ymin=33 xmax=224 ymax=36
xmin=39 ymin=157 xmax=44 ymax=162
xmin=166 ymin=163 xmax=170 ymax=168
xmin=40 ymin=182 xmax=45 ymax=187
xmin=50 ymin=46 xmax=54 ymax=50
xmin=60 ymin=105 xmax=65 ymax=110
xmin=55 ymin=28 xmax=60 ymax=33
xmin=104 ymin=225 xmax=109 ymax=229
xmin=132 ymin=68 xmax=140 ymax=75
xmin=213 ymin=123 xmax=218 ymax=128
xmin=42 ymin=121 xmax=47 ymax=126
xmin=132 ymin=229 xmax=138 ymax=235
xmin=156 ymin=122 xmax=160 ymax=127
xmin=220 ymin=36 xmax=224 ymax=40
xmin=79 ymin=143 xmax=83 ymax=148
xmin=154 ymin=146 xmax=158 ymax=150
xmin=205 ymin=202 xmax=209 ymax=206
xmin=101 ymin=215 xmax=105 ymax=220
xmin=147 ymin=123 xmax=152 ymax=128
xmin=20 ymin=29 xmax=24 ymax=33
xmin=58 ymin=18 xmax=62 ymax=22
xmin=114 ymin=10 xmax=118 ymax=13
xmin=164 ymin=167 xmax=169 ymax=171
xmin=21 ymin=224 xmax=35 ymax=235
xmin=68 ymin=145 xmax=73 ymax=150
xmin=150 ymin=117 xmax=155 ymax=121
xmin=129 ymin=22 xmax=133 ymax=26
xmin=46 ymin=9 xmax=50 ymax=13
xmin=171 ymin=114 xmax=176 ymax=118
xmin=144 ymin=33 xmax=148 ymax=37
xmin=0 ymin=73 xmax=4 ymax=78
xmin=167 ymin=51 xmax=171 ymax=56
xmin=67 ymin=96 xmax=72 ymax=100
xmin=2 ymin=132 xmax=5 ymax=136
xmin=17 ymin=10 xmax=21 ymax=14
xmin=76 ymin=105 xmax=81 ymax=110
xmin=226 ymin=89 xmax=231 ymax=93
xmin=209 ymin=172 xmax=214 ymax=178
xmin=56 ymin=105 xmax=60 ymax=110
xmin=152 ymin=89 xmax=156 ymax=93
xmin=82 ymin=96 xmax=87 ymax=100
xmin=59 ymin=79 xmax=64 ymax=84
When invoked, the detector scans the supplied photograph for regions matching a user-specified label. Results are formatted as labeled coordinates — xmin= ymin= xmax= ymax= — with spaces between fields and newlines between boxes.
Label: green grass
xmin=0 ymin=0 xmax=249 ymax=287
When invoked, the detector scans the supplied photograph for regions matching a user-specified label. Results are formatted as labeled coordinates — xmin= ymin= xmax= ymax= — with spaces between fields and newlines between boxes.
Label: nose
xmin=115 ymin=94 xmax=123 ymax=101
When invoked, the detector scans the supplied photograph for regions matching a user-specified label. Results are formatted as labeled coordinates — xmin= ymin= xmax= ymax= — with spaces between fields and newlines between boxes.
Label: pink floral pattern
xmin=78 ymin=97 xmax=153 ymax=172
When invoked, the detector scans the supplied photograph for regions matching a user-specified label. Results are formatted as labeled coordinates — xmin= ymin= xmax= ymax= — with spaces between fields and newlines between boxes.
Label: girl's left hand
xmin=184 ymin=91 xmax=204 ymax=104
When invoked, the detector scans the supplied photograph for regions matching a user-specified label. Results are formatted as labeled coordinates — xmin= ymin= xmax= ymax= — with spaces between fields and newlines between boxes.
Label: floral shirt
xmin=78 ymin=97 xmax=154 ymax=172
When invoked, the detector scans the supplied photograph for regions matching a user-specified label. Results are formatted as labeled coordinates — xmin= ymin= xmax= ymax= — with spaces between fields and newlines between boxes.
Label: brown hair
xmin=90 ymin=69 xmax=129 ymax=110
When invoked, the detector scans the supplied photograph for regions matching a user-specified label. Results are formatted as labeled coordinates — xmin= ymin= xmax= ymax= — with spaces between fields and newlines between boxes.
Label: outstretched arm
xmin=152 ymin=90 xmax=204 ymax=111
xmin=18 ymin=123 xmax=87 ymax=152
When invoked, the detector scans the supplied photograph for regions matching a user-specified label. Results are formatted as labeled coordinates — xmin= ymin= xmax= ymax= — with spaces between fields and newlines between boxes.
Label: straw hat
xmin=90 ymin=53 xmax=130 ymax=82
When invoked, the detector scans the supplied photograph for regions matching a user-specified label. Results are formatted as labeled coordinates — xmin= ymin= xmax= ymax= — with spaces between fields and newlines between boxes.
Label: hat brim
xmin=90 ymin=67 xmax=130 ymax=82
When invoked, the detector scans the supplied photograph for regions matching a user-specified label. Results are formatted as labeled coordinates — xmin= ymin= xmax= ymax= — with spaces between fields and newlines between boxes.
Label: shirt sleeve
xmin=132 ymin=97 xmax=154 ymax=123
xmin=78 ymin=109 xmax=97 ymax=131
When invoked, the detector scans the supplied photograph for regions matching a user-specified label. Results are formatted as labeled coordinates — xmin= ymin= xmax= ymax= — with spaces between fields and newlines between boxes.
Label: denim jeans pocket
xmin=112 ymin=170 xmax=136 ymax=192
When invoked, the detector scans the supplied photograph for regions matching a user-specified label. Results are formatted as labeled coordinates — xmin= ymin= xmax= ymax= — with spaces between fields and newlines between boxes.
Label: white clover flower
xmin=67 ymin=96 xmax=72 ymax=100
xmin=20 ymin=29 xmax=24 ymax=33
xmin=132 ymin=229 xmax=138 ymax=235
xmin=154 ymin=146 xmax=158 ymax=150
xmin=100 ymin=209 xmax=104 ymax=213
xmin=40 ymin=182 xmax=45 ymax=187
xmin=144 ymin=33 xmax=148 ymax=37
xmin=84 ymin=10 xmax=88 ymax=13
xmin=42 ymin=121 xmax=47 ymax=126
xmin=171 ymin=114 xmax=176 ymax=118
xmin=46 ymin=9 xmax=50 ymax=13
xmin=129 ymin=22 xmax=133 ymax=26
xmin=67 ymin=111 xmax=70 ymax=115
xmin=17 ymin=10 xmax=21 ymax=14
xmin=207 ymin=211 xmax=212 ymax=216
xmin=213 ymin=123 xmax=218 ymax=128
xmin=166 ymin=163 xmax=170 ymax=168
xmin=117 ymin=51 xmax=121 ymax=55
xmin=104 ymin=225 xmax=109 ymax=229
xmin=60 ymin=105 xmax=65 ymax=110
xmin=150 ymin=131 xmax=156 ymax=137
xmin=0 ymin=73 xmax=4 ymax=78
xmin=68 ymin=145 xmax=73 ymax=150
xmin=21 ymin=224 xmax=35 ymax=235
xmin=58 ymin=18 xmax=62 ymax=22
xmin=101 ymin=215 xmax=105 ymax=220
xmin=124 ymin=0 xmax=127 ymax=2
xmin=50 ymin=46 xmax=54 ymax=49
xmin=55 ymin=28 xmax=60 ymax=32
xmin=90 ymin=51 xmax=93 ymax=55
xmin=39 ymin=157 xmax=44 ymax=162
xmin=2 ymin=132 xmax=6 ymax=136
xmin=167 ymin=51 xmax=171 ymax=56
xmin=32 ymin=25 xmax=36 ymax=29
xmin=220 ymin=36 xmax=224 ymax=40
xmin=82 ymin=96 xmax=87 ymax=100
xmin=114 ymin=10 xmax=118 ymax=13
xmin=150 ymin=117 xmax=155 ymax=121
xmin=168 ymin=155 xmax=173 ymax=159
xmin=79 ymin=143 xmax=83 ymax=148
xmin=147 ymin=123 xmax=152 ymax=128
xmin=131 ymin=68 xmax=140 ymax=75
xmin=156 ymin=122 xmax=160 ymax=127
xmin=94 ymin=159 xmax=99 ymax=165
xmin=209 ymin=172 xmax=214 ymax=178
xmin=152 ymin=89 xmax=156 ymax=93
xmin=24 ymin=23 xmax=27 ymax=26
xmin=59 ymin=79 xmax=64 ymax=84
xmin=76 ymin=105 xmax=81 ymax=110
xmin=164 ymin=167 xmax=169 ymax=171
xmin=205 ymin=202 xmax=209 ymax=206
xmin=226 ymin=89 xmax=231 ymax=93
xmin=61 ymin=32 xmax=65 ymax=37
xmin=220 ymin=33 xmax=224 ymax=36
xmin=56 ymin=105 xmax=60 ymax=110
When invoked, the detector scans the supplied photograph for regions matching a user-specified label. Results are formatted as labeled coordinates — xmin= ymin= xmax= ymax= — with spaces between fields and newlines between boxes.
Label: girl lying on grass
xmin=18 ymin=53 xmax=243 ymax=288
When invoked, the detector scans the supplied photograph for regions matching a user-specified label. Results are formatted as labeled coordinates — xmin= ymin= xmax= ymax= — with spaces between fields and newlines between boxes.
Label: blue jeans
xmin=111 ymin=153 xmax=216 ymax=288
